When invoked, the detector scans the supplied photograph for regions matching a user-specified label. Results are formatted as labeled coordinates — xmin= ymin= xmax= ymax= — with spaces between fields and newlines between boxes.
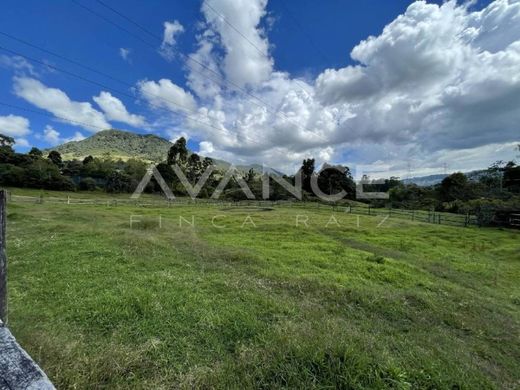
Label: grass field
xmin=5 ymin=189 xmax=520 ymax=389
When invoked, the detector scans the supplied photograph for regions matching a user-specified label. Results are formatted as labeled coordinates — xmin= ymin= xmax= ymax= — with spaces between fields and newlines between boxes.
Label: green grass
xmin=4 ymin=189 xmax=520 ymax=389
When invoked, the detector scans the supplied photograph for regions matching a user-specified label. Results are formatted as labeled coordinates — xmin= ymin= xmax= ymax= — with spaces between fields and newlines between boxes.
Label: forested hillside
xmin=43 ymin=129 xmax=171 ymax=162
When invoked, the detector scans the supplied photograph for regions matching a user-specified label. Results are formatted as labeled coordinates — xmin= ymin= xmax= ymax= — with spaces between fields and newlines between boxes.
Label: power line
xmin=278 ymin=1 xmax=332 ymax=65
xmin=0 ymin=31 xmax=129 ymax=87
xmin=203 ymin=0 xmax=314 ymax=97
xmin=71 ymin=0 xmax=155 ymax=48
xmin=86 ymin=0 xmax=326 ymax=141
xmin=88 ymin=0 xmax=277 ymax=110
xmin=95 ymin=0 xmax=162 ymax=41
xmin=204 ymin=1 xmax=267 ymax=58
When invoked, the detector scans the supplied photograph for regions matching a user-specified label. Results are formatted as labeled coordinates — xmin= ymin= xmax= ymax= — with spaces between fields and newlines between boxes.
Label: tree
xmin=301 ymin=158 xmax=315 ymax=193
xmin=79 ymin=177 xmax=97 ymax=191
xmin=0 ymin=134 xmax=15 ymax=163
xmin=0 ymin=134 xmax=15 ymax=147
xmin=317 ymin=164 xmax=356 ymax=198
xmin=28 ymin=147 xmax=43 ymax=158
xmin=187 ymin=153 xmax=202 ymax=181
xmin=47 ymin=150 xmax=63 ymax=167
xmin=167 ymin=137 xmax=188 ymax=166
xmin=202 ymin=157 xmax=213 ymax=169
xmin=245 ymin=168 xmax=255 ymax=184
xmin=503 ymin=163 xmax=520 ymax=193
xmin=439 ymin=172 xmax=469 ymax=202
xmin=105 ymin=171 xmax=133 ymax=193
xmin=82 ymin=155 xmax=94 ymax=165
xmin=0 ymin=164 xmax=26 ymax=186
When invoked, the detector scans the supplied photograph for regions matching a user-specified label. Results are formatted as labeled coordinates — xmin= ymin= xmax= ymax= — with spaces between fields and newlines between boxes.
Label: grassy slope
xmin=44 ymin=129 xmax=172 ymax=163
xmin=5 ymin=189 xmax=520 ymax=389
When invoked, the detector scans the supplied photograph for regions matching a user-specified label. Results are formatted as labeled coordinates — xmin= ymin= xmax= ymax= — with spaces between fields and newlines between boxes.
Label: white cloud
xmin=198 ymin=0 xmax=273 ymax=88
xmin=66 ymin=131 xmax=86 ymax=142
xmin=0 ymin=114 xmax=31 ymax=137
xmin=313 ymin=0 xmax=520 ymax=153
xmin=13 ymin=77 xmax=111 ymax=132
xmin=0 ymin=55 xmax=38 ymax=76
xmin=119 ymin=48 xmax=131 ymax=62
xmin=15 ymin=138 xmax=30 ymax=147
xmin=43 ymin=125 xmax=61 ymax=144
xmin=199 ymin=140 xmax=214 ymax=154
xmin=137 ymin=78 xmax=197 ymax=113
xmin=93 ymin=91 xmax=146 ymax=127
xmin=167 ymin=130 xmax=189 ymax=144
xmin=175 ymin=0 xmax=520 ymax=174
xmin=159 ymin=20 xmax=184 ymax=61
xmin=185 ymin=36 xmax=222 ymax=101
xmin=41 ymin=125 xmax=86 ymax=146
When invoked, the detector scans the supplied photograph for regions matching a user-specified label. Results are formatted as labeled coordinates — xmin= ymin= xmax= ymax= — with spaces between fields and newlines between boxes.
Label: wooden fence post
xmin=0 ymin=190 xmax=7 ymax=323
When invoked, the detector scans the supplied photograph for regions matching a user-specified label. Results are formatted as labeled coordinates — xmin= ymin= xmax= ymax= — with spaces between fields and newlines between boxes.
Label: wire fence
xmin=7 ymin=193 xmax=478 ymax=227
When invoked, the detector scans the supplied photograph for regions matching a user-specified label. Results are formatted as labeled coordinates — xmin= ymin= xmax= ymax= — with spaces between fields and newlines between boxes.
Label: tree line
xmin=0 ymin=134 xmax=519 ymax=214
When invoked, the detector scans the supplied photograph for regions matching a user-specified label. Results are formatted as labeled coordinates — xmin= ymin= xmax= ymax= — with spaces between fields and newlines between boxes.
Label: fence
xmin=6 ymin=192 xmax=479 ymax=228
xmin=511 ymin=214 xmax=520 ymax=227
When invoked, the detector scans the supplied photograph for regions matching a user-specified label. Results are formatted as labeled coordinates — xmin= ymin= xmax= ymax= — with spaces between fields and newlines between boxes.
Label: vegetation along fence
xmin=6 ymin=193 xmax=480 ymax=228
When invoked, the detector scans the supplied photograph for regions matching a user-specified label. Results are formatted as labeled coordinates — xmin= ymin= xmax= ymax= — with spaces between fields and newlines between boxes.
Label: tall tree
xmin=317 ymin=164 xmax=356 ymax=198
xmin=167 ymin=137 xmax=188 ymax=166
xmin=301 ymin=158 xmax=315 ymax=193
xmin=0 ymin=134 xmax=15 ymax=163
xmin=82 ymin=155 xmax=94 ymax=165
xmin=245 ymin=168 xmax=255 ymax=184
xmin=187 ymin=153 xmax=202 ymax=181
xmin=439 ymin=172 xmax=469 ymax=202
xmin=28 ymin=147 xmax=43 ymax=158
xmin=47 ymin=150 xmax=63 ymax=167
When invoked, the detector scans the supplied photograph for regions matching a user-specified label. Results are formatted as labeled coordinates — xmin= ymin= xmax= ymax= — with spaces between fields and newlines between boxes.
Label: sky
xmin=0 ymin=0 xmax=519 ymax=178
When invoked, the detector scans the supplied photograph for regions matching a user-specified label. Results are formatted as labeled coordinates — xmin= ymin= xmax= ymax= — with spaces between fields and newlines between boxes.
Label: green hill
xmin=44 ymin=129 xmax=285 ymax=175
xmin=44 ymin=129 xmax=171 ymax=162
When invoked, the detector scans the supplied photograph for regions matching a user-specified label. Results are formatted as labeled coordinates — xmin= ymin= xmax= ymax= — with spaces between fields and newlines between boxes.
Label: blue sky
xmin=1 ymin=0 xmax=518 ymax=177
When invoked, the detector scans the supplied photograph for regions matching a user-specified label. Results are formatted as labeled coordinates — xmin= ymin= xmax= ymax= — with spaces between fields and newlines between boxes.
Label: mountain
xmin=44 ymin=129 xmax=284 ymax=175
xmin=402 ymin=170 xmax=488 ymax=186
xmin=402 ymin=174 xmax=448 ymax=186
xmin=44 ymin=129 xmax=171 ymax=162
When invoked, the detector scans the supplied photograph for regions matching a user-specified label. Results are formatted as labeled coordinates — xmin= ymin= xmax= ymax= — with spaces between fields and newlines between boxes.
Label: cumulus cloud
xmin=198 ymin=0 xmax=273 ymax=88
xmin=199 ymin=140 xmax=214 ymax=154
xmin=314 ymin=0 xmax=520 ymax=154
xmin=0 ymin=114 xmax=31 ymax=137
xmin=0 ymin=55 xmax=38 ymax=76
xmin=93 ymin=91 xmax=146 ymax=127
xmin=14 ymin=138 xmax=30 ymax=147
xmin=137 ymin=78 xmax=197 ymax=113
xmin=185 ymin=35 xmax=223 ymax=101
xmin=13 ymin=77 xmax=111 ymax=132
xmin=159 ymin=20 xmax=184 ymax=61
xmin=175 ymin=0 xmax=520 ymax=173
xmin=43 ymin=125 xmax=61 ymax=144
xmin=42 ymin=125 xmax=86 ymax=146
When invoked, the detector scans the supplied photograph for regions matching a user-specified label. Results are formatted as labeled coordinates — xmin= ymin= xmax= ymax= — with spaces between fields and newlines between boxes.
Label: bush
xmin=0 ymin=164 xmax=26 ymax=186
xmin=79 ymin=177 xmax=98 ymax=191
